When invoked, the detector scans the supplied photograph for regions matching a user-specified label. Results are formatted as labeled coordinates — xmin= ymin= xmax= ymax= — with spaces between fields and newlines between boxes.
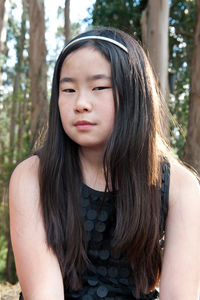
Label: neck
xmin=79 ymin=147 xmax=106 ymax=191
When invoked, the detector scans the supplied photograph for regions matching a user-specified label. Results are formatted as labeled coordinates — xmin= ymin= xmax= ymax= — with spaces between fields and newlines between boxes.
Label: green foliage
xmin=0 ymin=235 xmax=7 ymax=281
xmin=71 ymin=22 xmax=82 ymax=38
xmin=90 ymin=0 xmax=147 ymax=39
xmin=168 ymin=0 xmax=195 ymax=159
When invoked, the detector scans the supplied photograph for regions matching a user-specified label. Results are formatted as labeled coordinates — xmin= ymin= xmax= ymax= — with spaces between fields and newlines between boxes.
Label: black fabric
xmin=159 ymin=160 xmax=170 ymax=248
xmin=19 ymin=162 xmax=170 ymax=300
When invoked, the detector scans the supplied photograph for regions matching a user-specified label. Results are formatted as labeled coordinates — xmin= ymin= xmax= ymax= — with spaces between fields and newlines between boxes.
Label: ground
xmin=0 ymin=282 xmax=21 ymax=300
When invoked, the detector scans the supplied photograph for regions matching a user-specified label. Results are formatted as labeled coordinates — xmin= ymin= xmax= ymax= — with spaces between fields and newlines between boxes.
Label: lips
xmin=75 ymin=120 xmax=94 ymax=126
xmin=75 ymin=120 xmax=96 ymax=130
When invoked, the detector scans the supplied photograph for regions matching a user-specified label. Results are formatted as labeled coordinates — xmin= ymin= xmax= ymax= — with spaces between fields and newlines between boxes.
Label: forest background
xmin=0 ymin=0 xmax=200 ymax=289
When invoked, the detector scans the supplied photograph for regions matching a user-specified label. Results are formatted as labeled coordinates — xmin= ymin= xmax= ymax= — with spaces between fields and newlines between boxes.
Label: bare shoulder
xmin=10 ymin=154 xmax=39 ymax=180
xmin=9 ymin=155 xmax=45 ymax=259
xmin=168 ymin=160 xmax=200 ymax=234
xmin=160 ymin=161 xmax=200 ymax=297
xmin=9 ymin=155 xmax=40 ymax=211
xmin=9 ymin=157 xmax=65 ymax=299
xmin=169 ymin=160 xmax=200 ymax=207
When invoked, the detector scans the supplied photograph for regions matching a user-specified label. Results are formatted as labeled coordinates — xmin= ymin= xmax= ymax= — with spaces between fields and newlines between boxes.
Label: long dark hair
xmin=37 ymin=27 xmax=169 ymax=294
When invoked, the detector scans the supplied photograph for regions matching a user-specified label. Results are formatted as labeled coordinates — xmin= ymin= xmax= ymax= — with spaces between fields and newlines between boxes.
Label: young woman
xmin=9 ymin=27 xmax=200 ymax=300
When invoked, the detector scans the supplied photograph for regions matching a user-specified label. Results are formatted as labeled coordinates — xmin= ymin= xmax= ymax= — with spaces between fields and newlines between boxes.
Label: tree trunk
xmin=64 ymin=0 xmax=71 ymax=43
xmin=0 ymin=0 xmax=6 ymax=51
xmin=0 ymin=0 xmax=9 ymax=86
xmin=0 ymin=0 xmax=6 ymax=40
xmin=8 ymin=0 xmax=27 ymax=165
xmin=17 ymin=87 xmax=28 ymax=161
xmin=141 ymin=0 xmax=169 ymax=101
xmin=27 ymin=0 xmax=48 ymax=148
xmin=16 ymin=0 xmax=29 ymax=161
xmin=184 ymin=0 xmax=200 ymax=174
xmin=141 ymin=0 xmax=170 ymax=137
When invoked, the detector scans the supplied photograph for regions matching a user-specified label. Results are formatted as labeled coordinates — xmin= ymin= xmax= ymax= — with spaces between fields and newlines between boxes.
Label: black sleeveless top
xmin=65 ymin=161 xmax=170 ymax=300
xmin=19 ymin=162 xmax=170 ymax=300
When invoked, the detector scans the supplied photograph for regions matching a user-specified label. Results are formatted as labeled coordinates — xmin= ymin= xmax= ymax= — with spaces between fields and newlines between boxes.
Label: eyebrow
xmin=59 ymin=74 xmax=111 ymax=84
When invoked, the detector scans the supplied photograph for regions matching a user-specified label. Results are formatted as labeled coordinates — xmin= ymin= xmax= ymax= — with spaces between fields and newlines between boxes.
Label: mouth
xmin=75 ymin=120 xmax=96 ymax=130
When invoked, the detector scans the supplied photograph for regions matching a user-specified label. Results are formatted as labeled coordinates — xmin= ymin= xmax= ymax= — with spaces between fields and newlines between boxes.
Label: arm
xmin=9 ymin=156 xmax=64 ymax=300
xmin=159 ymin=162 xmax=200 ymax=299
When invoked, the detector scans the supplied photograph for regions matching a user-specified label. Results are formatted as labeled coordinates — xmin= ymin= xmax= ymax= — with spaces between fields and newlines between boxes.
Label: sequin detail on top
xmin=65 ymin=165 xmax=171 ymax=300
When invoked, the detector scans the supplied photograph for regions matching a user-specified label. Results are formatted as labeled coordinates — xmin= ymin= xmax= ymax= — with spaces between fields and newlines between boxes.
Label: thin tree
xmin=0 ymin=0 xmax=8 ymax=175
xmin=141 ymin=0 xmax=170 ymax=114
xmin=184 ymin=0 xmax=200 ymax=174
xmin=64 ymin=0 xmax=71 ymax=43
xmin=0 ymin=0 xmax=9 ymax=85
xmin=0 ymin=0 xmax=8 ymax=52
xmin=26 ymin=0 xmax=48 ymax=148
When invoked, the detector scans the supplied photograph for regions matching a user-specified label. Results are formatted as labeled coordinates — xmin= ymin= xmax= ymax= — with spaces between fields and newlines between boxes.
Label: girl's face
xmin=58 ymin=46 xmax=115 ymax=153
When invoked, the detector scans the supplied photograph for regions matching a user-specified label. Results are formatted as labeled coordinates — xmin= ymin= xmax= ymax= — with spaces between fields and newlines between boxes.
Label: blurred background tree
xmin=90 ymin=0 xmax=199 ymax=162
xmin=0 ymin=0 xmax=199 ymax=285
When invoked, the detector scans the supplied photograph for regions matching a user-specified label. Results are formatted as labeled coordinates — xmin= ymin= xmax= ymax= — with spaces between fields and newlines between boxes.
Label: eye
xmin=62 ymin=88 xmax=76 ymax=93
xmin=92 ymin=86 xmax=111 ymax=91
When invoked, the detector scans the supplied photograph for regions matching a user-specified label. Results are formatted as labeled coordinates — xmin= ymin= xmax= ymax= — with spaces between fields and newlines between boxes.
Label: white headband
xmin=62 ymin=36 xmax=128 ymax=54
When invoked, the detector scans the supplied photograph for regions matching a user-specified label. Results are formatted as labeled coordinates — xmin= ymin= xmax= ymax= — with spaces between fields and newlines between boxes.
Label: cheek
xmin=101 ymin=103 xmax=115 ymax=132
xmin=58 ymin=101 xmax=70 ymax=129
xmin=58 ymin=102 xmax=64 ymax=122
xmin=58 ymin=98 xmax=70 ymax=117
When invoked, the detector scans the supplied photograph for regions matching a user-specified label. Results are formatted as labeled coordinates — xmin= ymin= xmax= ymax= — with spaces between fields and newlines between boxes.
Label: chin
xmin=78 ymin=142 xmax=106 ymax=151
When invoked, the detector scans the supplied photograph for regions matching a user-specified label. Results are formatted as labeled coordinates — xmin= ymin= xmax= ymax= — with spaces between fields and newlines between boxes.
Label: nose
xmin=74 ymin=91 xmax=92 ymax=113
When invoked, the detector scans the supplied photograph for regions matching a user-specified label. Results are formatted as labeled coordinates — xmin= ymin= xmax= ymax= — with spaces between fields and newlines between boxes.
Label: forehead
xmin=60 ymin=46 xmax=111 ymax=76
